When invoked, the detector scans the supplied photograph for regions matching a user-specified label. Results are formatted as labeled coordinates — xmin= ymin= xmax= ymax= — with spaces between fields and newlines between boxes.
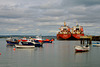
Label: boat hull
xmin=57 ymin=34 xmax=71 ymax=40
xmin=92 ymin=43 xmax=100 ymax=47
xmin=34 ymin=39 xmax=54 ymax=43
xmin=72 ymin=34 xmax=84 ymax=39
xmin=21 ymin=42 xmax=34 ymax=45
xmin=15 ymin=44 xmax=35 ymax=48
xmin=43 ymin=41 xmax=52 ymax=43
xmin=75 ymin=46 xmax=89 ymax=52
xmin=6 ymin=40 xmax=19 ymax=45
xmin=21 ymin=40 xmax=27 ymax=42
xmin=75 ymin=49 xmax=89 ymax=52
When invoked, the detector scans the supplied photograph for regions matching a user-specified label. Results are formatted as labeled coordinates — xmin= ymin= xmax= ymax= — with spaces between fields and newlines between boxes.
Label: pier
xmin=80 ymin=36 xmax=100 ymax=45
xmin=80 ymin=36 xmax=92 ymax=45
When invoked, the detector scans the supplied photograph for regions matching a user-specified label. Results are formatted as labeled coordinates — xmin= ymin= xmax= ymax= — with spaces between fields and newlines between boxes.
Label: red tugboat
xmin=71 ymin=23 xmax=84 ymax=39
xmin=57 ymin=21 xmax=71 ymax=40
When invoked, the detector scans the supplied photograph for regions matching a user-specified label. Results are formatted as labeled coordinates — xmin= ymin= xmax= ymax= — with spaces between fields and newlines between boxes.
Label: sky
xmin=0 ymin=0 xmax=100 ymax=36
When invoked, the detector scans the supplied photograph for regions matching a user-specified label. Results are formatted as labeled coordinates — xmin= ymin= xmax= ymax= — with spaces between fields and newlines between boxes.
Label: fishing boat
xmin=15 ymin=44 xmax=35 ymax=48
xmin=71 ymin=23 xmax=84 ymax=39
xmin=21 ymin=37 xmax=27 ymax=42
xmin=43 ymin=39 xmax=54 ymax=43
xmin=92 ymin=42 xmax=100 ymax=47
xmin=6 ymin=37 xmax=19 ymax=46
xmin=34 ymin=36 xmax=43 ymax=43
xmin=57 ymin=21 xmax=71 ymax=40
xmin=21 ymin=39 xmax=43 ymax=47
xmin=75 ymin=45 xmax=89 ymax=52
xmin=34 ymin=36 xmax=54 ymax=43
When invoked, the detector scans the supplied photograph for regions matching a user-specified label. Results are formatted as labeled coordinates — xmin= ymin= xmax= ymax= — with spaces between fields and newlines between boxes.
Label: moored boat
xmin=43 ymin=39 xmax=54 ymax=43
xmin=34 ymin=36 xmax=43 ymax=43
xmin=57 ymin=21 xmax=71 ymax=40
xmin=75 ymin=45 xmax=89 ymax=52
xmin=92 ymin=42 xmax=100 ymax=47
xmin=15 ymin=44 xmax=35 ymax=48
xmin=34 ymin=36 xmax=54 ymax=43
xmin=6 ymin=37 xmax=19 ymax=46
xmin=71 ymin=23 xmax=84 ymax=39
xmin=21 ymin=39 xmax=43 ymax=47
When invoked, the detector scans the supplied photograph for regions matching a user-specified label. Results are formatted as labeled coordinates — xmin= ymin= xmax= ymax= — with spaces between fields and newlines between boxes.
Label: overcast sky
xmin=0 ymin=0 xmax=100 ymax=36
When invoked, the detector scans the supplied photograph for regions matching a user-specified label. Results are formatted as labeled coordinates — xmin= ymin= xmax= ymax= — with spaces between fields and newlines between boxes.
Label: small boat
xmin=6 ymin=37 xmax=19 ymax=46
xmin=43 ymin=39 xmax=54 ymax=43
xmin=34 ymin=36 xmax=43 ymax=43
xmin=92 ymin=42 xmax=100 ymax=47
xmin=21 ymin=39 xmax=43 ymax=47
xmin=34 ymin=36 xmax=54 ymax=43
xmin=15 ymin=44 xmax=35 ymax=48
xmin=75 ymin=45 xmax=89 ymax=52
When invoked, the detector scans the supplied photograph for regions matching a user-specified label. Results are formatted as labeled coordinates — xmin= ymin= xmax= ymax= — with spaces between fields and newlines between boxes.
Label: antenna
xmin=76 ymin=21 xmax=78 ymax=25
xmin=76 ymin=21 xmax=79 ymax=26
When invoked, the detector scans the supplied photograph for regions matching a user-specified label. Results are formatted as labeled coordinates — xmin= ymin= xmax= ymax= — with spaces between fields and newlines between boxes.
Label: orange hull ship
xmin=71 ymin=23 xmax=84 ymax=39
xmin=57 ymin=34 xmax=71 ymax=40
xmin=72 ymin=34 xmax=84 ymax=39
xmin=57 ymin=22 xmax=71 ymax=40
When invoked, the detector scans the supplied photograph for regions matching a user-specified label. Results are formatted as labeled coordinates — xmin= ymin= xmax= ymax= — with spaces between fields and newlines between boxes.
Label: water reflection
xmin=75 ymin=51 xmax=89 ymax=54
xmin=44 ymin=43 xmax=54 ymax=48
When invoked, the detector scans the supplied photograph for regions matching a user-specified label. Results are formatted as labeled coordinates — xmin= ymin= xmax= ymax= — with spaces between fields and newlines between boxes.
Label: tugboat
xmin=71 ymin=23 xmax=84 ymax=39
xmin=57 ymin=21 xmax=71 ymax=40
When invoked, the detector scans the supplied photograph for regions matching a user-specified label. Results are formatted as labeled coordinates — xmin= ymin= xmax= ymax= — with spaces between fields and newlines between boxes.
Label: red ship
xmin=71 ymin=24 xmax=84 ymax=39
xmin=57 ymin=22 xmax=71 ymax=40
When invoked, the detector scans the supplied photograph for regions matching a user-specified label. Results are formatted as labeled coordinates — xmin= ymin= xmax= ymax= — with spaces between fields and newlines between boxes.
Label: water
xmin=0 ymin=38 xmax=100 ymax=67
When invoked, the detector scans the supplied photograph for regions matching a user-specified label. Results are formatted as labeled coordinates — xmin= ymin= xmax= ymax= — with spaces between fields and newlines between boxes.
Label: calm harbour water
xmin=0 ymin=38 xmax=100 ymax=67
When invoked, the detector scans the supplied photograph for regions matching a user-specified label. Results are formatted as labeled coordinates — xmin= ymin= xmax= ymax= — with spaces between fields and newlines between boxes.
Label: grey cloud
xmin=43 ymin=9 xmax=68 ymax=17
xmin=77 ymin=0 xmax=100 ymax=6
xmin=62 ymin=0 xmax=100 ymax=7
xmin=0 ymin=0 xmax=100 ymax=35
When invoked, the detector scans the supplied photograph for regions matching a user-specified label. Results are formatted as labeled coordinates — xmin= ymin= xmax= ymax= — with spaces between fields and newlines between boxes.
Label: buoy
xmin=13 ymin=48 xmax=16 ymax=51
xmin=0 ymin=53 xmax=1 ymax=55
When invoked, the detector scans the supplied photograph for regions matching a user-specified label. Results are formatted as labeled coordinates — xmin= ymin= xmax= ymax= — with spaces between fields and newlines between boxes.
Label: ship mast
xmin=64 ymin=21 xmax=66 ymax=26
xmin=76 ymin=21 xmax=79 ymax=26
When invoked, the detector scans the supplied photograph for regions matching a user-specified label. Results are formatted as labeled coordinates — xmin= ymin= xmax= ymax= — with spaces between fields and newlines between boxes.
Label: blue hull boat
xmin=43 ymin=41 xmax=52 ymax=43
xmin=6 ymin=37 xmax=19 ymax=46
xmin=92 ymin=43 xmax=100 ymax=47
xmin=6 ymin=40 xmax=19 ymax=46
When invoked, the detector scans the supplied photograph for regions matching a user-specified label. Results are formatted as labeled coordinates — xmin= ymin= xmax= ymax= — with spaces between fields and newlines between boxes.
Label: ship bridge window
xmin=76 ymin=28 xmax=79 ymax=30
xmin=63 ymin=28 xmax=67 ymax=30
xmin=63 ymin=27 xmax=67 ymax=30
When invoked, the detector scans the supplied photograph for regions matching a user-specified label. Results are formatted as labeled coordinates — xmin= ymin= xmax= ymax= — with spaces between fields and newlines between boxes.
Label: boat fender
xmin=13 ymin=48 xmax=16 ymax=51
